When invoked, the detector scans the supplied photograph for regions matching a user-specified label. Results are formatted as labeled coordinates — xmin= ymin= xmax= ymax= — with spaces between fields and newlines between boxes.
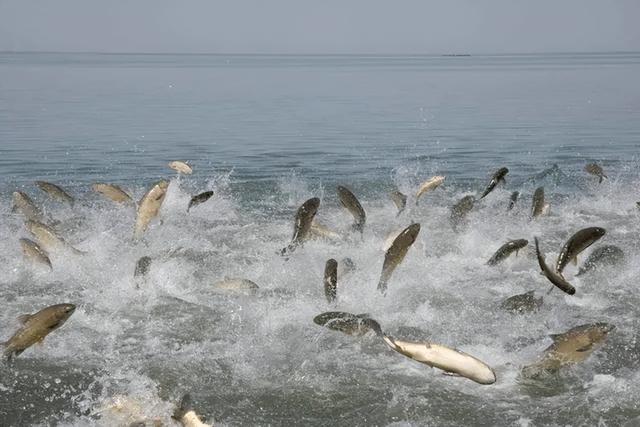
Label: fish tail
xmin=363 ymin=319 xmax=383 ymax=337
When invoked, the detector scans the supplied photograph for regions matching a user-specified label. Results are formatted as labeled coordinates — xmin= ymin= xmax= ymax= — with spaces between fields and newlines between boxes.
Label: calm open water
xmin=0 ymin=52 xmax=640 ymax=426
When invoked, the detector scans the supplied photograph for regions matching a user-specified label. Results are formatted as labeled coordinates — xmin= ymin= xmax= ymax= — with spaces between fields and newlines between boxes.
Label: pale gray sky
xmin=0 ymin=0 xmax=638 ymax=54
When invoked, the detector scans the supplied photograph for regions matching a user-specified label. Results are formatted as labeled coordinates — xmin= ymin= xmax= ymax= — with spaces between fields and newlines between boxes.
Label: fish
xmin=280 ymin=197 xmax=320 ymax=256
xmin=337 ymin=185 xmax=366 ymax=234
xmin=313 ymin=312 xmax=382 ymax=336
xmin=2 ymin=303 xmax=76 ymax=362
xmin=19 ymin=238 xmax=52 ymax=270
xmin=479 ymin=167 xmax=509 ymax=199
xmin=324 ymin=259 xmax=338 ymax=303
xmin=450 ymin=195 xmax=475 ymax=231
xmin=12 ymin=191 xmax=45 ymax=222
xmin=585 ymin=163 xmax=607 ymax=183
xmin=96 ymin=395 xmax=163 ymax=427
xmin=382 ymin=335 xmax=496 ymax=385
xmin=521 ymin=323 xmax=614 ymax=378
xmin=531 ymin=186 xmax=548 ymax=218
xmin=415 ymin=176 xmax=445 ymax=205
xmin=507 ymin=191 xmax=519 ymax=211
xmin=187 ymin=191 xmax=214 ymax=212
xmin=134 ymin=180 xmax=169 ymax=239
xmin=92 ymin=183 xmax=132 ymax=203
xmin=499 ymin=291 xmax=542 ymax=314
xmin=575 ymin=245 xmax=624 ymax=276
xmin=173 ymin=393 xmax=212 ymax=427
xmin=25 ymin=219 xmax=85 ymax=255
xmin=382 ymin=227 xmax=405 ymax=252
xmin=486 ymin=239 xmax=529 ymax=266
xmin=35 ymin=181 xmax=75 ymax=206
xmin=134 ymin=256 xmax=152 ymax=278
xmin=555 ymin=227 xmax=606 ymax=275
xmin=309 ymin=220 xmax=342 ymax=241
xmin=168 ymin=161 xmax=193 ymax=174
xmin=212 ymin=277 xmax=259 ymax=291
xmin=390 ymin=190 xmax=407 ymax=215
xmin=534 ymin=237 xmax=575 ymax=295
xmin=377 ymin=223 xmax=420 ymax=294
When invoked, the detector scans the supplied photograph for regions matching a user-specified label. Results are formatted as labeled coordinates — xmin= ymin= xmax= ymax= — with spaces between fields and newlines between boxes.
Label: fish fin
xmin=500 ymin=177 xmax=507 ymax=185
xmin=17 ymin=314 xmax=31 ymax=324
xmin=599 ymin=175 xmax=604 ymax=184
xmin=571 ymin=256 xmax=578 ymax=266
xmin=172 ymin=393 xmax=193 ymax=420
xmin=442 ymin=371 xmax=461 ymax=377
xmin=576 ymin=344 xmax=593 ymax=352
xmin=11 ymin=204 xmax=17 ymax=214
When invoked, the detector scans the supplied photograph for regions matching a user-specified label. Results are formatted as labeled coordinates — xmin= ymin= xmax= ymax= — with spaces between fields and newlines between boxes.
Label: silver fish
xmin=187 ymin=191 xmax=214 ymax=212
xmin=25 ymin=219 xmax=85 ymax=255
xmin=499 ymin=291 xmax=542 ymax=314
xmin=585 ymin=163 xmax=607 ymax=183
xmin=534 ymin=237 xmax=575 ymax=295
xmin=337 ymin=185 xmax=366 ymax=234
xmin=35 ymin=181 xmax=74 ymax=205
xmin=450 ymin=195 xmax=475 ymax=231
xmin=280 ymin=197 xmax=320 ymax=256
xmin=92 ymin=183 xmax=132 ymax=203
xmin=531 ymin=187 xmax=547 ymax=218
xmin=168 ymin=161 xmax=193 ymax=174
xmin=313 ymin=312 xmax=382 ymax=336
xmin=415 ymin=176 xmax=445 ymax=205
xmin=2 ymin=303 xmax=75 ymax=361
xmin=12 ymin=191 xmax=45 ymax=222
xmin=377 ymin=223 xmax=420 ymax=294
xmin=479 ymin=167 xmax=508 ymax=199
xmin=134 ymin=180 xmax=169 ymax=239
xmin=555 ymin=227 xmax=606 ymax=275
xmin=324 ymin=259 xmax=338 ymax=303
xmin=521 ymin=323 xmax=614 ymax=378
xmin=507 ymin=191 xmax=519 ymax=211
xmin=487 ymin=239 xmax=528 ymax=265
xmin=19 ymin=238 xmax=52 ymax=270
xmin=382 ymin=335 xmax=496 ymax=385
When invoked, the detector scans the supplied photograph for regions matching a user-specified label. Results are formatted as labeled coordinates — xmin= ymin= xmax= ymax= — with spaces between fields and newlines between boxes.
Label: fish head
xmin=404 ymin=223 xmax=421 ymax=239
xmin=591 ymin=227 xmax=607 ymax=238
xmin=302 ymin=197 xmax=320 ymax=216
xmin=589 ymin=323 xmax=615 ymax=341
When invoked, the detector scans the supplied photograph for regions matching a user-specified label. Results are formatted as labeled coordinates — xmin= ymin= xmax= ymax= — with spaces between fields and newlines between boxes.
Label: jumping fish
xmin=585 ymin=163 xmax=607 ymax=183
xmin=531 ymin=186 xmax=548 ymax=218
xmin=187 ymin=191 xmax=214 ymax=212
xmin=521 ymin=323 xmax=614 ymax=378
xmin=212 ymin=277 xmax=259 ymax=292
xmin=415 ymin=176 xmax=445 ymax=205
xmin=390 ymin=190 xmax=407 ymax=216
xmin=19 ymin=238 xmax=52 ymax=270
xmin=534 ymin=237 xmax=575 ymax=295
xmin=450 ymin=195 xmax=475 ymax=231
xmin=377 ymin=223 xmax=420 ymax=294
xmin=35 ymin=181 xmax=74 ymax=206
xmin=134 ymin=180 xmax=169 ymax=239
xmin=499 ymin=291 xmax=542 ymax=314
xmin=313 ymin=312 xmax=382 ymax=336
xmin=168 ymin=161 xmax=193 ymax=174
xmin=382 ymin=335 xmax=496 ymax=385
xmin=486 ymin=239 xmax=529 ymax=266
xmin=324 ymin=259 xmax=338 ymax=303
xmin=555 ymin=227 xmax=606 ymax=275
xmin=479 ymin=167 xmax=508 ymax=199
xmin=309 ymin=220 xmax=342 ymax=241
xmin=92 ymin=183 xmax=132 ymax=203
xmin=173 ymin=393 xmax=212 ymax=427
xmin=25 ymin=220 xmax=85 ymax=255
xmin=12 ymin=191 xmax=45 ymax=222
xmin=337 ymin=185 xmax=366 ymax=234
xmin=576 ymin=245 xmax=624 ymax=276
xmin=507 ymin=191 xmax=519 ymax=211
xmin=280 ymin=197 xmax=320 ymax=256
xmin=2 ymin=303 xmax=76 ymax=362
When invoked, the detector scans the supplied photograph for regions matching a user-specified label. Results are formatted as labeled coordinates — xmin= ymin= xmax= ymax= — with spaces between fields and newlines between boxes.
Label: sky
xmin=0 ymin=0 xmax=638 ymax=54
